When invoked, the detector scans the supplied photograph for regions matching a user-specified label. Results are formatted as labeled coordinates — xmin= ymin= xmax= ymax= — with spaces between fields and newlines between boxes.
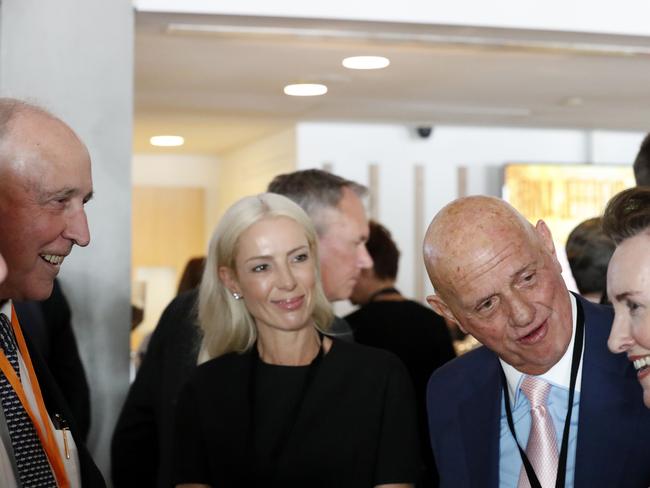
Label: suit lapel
xmin=574 ymin=297 xmax=641 ymax=487
xmin=459 ymin=352 xmax=502 ymax=488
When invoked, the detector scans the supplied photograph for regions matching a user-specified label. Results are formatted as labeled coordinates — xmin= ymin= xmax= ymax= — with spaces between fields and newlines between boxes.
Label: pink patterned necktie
xmin=517 ymin=376 xmax=559 ymax=488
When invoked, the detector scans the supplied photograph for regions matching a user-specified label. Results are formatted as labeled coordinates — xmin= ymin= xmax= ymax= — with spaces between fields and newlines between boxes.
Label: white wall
xmin=296 ymin=122 xmax=643 ymax=306
xmin=218 ymin=127 xmax=297 ymax=217
xmin=133 ymin=154 xmax=220 ymax=245
xmin=0 ymin=0 xmax=133 ymax=478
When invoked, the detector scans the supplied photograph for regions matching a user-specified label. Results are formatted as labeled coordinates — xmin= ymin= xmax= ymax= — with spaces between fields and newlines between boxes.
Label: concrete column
xmin=0 ymin=0 xmax=133 ymax=479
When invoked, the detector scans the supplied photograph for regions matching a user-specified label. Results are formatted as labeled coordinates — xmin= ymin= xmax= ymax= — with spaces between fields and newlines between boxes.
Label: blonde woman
xmin=172 ymin=193 xmax=419 ymax=488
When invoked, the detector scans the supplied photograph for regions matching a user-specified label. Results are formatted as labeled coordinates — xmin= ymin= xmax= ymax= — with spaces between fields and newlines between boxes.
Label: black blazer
xmin=111 ymin=289 xmax=201 ymax=488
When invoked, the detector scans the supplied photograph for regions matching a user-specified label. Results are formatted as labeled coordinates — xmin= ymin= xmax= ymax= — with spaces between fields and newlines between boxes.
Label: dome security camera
xmin=416 ymin=126 xmax=433 ymax=139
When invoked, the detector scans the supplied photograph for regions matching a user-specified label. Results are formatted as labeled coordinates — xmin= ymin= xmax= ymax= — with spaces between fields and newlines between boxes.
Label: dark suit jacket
xmin=426 ymin=294 xmax=650 ymax=488
xmin=15 ymin=279 xmax=91 ymax=441
xmin=24 ymin=325 xmax=106 ymax=487
xmin=111 ymin=289 xmax=201 ymax=488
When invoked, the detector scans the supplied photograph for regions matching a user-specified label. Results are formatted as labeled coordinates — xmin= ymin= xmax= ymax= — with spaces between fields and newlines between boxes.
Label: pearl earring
xmin=232 ymin=292 xmax=242 ymax=300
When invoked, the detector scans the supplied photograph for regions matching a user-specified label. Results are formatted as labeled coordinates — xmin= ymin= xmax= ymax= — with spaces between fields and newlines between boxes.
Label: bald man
xmin=422 ymin=196 xmax=650 ymax=488
xmin=0 ymin=99 xmax=104 ymax=486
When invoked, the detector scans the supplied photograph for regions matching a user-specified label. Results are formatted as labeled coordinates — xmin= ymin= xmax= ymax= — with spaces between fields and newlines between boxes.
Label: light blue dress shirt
xmin=499 ymin=294 xmax=583 ymax=487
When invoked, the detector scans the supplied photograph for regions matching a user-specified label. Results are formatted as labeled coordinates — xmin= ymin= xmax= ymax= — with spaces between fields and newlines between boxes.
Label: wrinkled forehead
xmin=432 ymin=213 xmax=538 ymax=287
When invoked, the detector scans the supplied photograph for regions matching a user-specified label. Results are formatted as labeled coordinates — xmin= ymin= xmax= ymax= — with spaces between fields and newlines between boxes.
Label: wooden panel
xmin=132 ymin=186 xmax=206 ymax=287
xmin=413 ymin=165 xmax=425 ymax=302
xmin=368 ymin=163 xmax=379 ymax=220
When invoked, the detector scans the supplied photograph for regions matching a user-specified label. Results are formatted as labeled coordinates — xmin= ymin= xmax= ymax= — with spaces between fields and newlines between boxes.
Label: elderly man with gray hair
xmin=268 ymin=169 xmax=374 ymax=337
xmin=0 ymin=98 xmax=104 ymax=487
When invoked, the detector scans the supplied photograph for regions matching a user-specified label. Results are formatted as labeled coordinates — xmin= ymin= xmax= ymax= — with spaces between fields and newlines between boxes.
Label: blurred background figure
xmin=176 ymin=256 xmax=206 ymax=295
xmin=268 ymin=169 xmax=373 ymax=340
xmin=113 ymin=256 xmax=204 ymax=487
xmin=134 ymin=256 xmax=206 ymax=368
xmin=565 ymin=217 xmax=615 ymax=304
xmin=14 ymin=278 xmax=91 ymax=441
xmin=634 ymin=133 xmax=650 ymax=186
xmin=346 ymin=220 xmax=455 ymax=487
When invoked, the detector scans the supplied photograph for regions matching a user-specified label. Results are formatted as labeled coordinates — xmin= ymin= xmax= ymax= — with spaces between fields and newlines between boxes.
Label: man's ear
xmin=535 ymin=219 xmax=556 ymax=256
xmin=218 ymin=266 xmax=241 ymax=296
xmin=535 ymin=219 xmax=562 ymax=272
xmin=426 ymin=294 xmax=466 ymax=333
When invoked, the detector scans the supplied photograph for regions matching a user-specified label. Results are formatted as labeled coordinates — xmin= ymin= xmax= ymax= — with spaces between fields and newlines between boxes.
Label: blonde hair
xmin=198 ymin=193 xmax=333 ymax=361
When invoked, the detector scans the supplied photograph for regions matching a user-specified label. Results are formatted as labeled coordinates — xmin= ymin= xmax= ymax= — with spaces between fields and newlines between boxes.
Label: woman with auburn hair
xmin=172 ymin=193 xmax=419 ymax=488
xmin=604 ymin=186 xmax=650 ymax=408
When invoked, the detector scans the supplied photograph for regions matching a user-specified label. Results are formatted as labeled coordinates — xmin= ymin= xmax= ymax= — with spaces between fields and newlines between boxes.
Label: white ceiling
xmin=134 ymin=12 xmax=650 ymax=155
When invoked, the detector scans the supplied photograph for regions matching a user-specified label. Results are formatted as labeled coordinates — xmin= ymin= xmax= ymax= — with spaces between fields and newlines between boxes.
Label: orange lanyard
xmin=0 ymin=305 xmax=69 ymax=488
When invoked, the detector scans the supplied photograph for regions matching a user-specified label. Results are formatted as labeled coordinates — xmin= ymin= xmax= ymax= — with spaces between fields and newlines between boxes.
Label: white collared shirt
xmin=498 ymin=292 xmax=583 ymax=487
xmin=0 ymin=300 xmax=81 ymax=488
xmin=500 ymin=292 xmax=583 ymax=405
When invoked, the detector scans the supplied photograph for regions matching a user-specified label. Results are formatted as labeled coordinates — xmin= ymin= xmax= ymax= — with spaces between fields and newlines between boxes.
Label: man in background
xmin=423 ymin=195 xmax=650 ymax=487
xmin=268 ymin=168 xmax=373 ymax=337
xmin=112 ymin=168 xmax=373 ymax=487
xmin=565 ymin=217 xmax=615 ymax=304
xmin=346 ymin=219 xmax=455 ymax=486
xmin=0 ymin=98 xmax=104 ymax=486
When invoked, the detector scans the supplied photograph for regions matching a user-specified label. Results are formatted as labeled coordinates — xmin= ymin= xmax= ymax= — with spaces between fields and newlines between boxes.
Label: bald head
xmin=0 ymin=98 xmax=92 ymax=301
xmin=422 ymin=196 xmax=572 ymax=375
xmin=424 ymin=196 xmax=537 ymax=298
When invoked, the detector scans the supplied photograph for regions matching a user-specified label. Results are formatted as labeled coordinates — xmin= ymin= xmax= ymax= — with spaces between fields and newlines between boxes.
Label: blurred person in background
xmin=113 ymin=257 xmax=205 ymax=486
xmin=173 ymin=193 xmax=419 ymax=488
xmin=633 ymin=133 xmax=650 ymax=186
xmin=565 ymin=217 xmax=615 ymax=304
xmin=268 ymin=168 xmax=373 ymax=339
xmin=346 ymin=220 xmax=455 ymax=487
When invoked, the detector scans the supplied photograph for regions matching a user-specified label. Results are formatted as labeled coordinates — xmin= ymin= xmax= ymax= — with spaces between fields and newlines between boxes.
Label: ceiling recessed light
xmin=342 ymin=56 xmax=390 ymax=70
xmin=283 ymin=83 xmax=328 ymax=97
xmin=150 ymin=135 xmax=185 ymax=147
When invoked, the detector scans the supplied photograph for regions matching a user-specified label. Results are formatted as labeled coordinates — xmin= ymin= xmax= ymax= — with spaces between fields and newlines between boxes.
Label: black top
xmin=172 ymin=339 xmax=420 ymax=487
xmin=345 ymin=299 xmax=456 ymax=486
xmin=111 ymin=286 xmax=353 ymax=488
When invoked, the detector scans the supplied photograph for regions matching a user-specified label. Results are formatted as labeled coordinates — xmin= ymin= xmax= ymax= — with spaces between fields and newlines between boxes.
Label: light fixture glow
xmin=150 ymin=135 xmax=185 ymax=147
xmin=283 ymin=83 xmax=328 ymax=97
xmin=342 ymin=56 xmax=390 ymax=70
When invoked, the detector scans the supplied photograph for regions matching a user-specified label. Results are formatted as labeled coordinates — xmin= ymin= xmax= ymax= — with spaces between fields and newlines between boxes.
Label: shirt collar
xmin=0 ymin=300 xmax=11 ymax=320
xmin=500 ymin=292 xmax=583 ymax=406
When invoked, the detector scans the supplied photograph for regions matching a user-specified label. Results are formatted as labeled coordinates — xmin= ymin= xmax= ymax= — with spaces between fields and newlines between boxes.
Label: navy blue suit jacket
xmin=427 ymin=295 xmax=650 ymax=487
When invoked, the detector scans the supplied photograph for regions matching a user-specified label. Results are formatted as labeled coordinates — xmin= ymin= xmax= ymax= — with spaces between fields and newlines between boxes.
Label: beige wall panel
xmin=132 ymin=186 xmax=206 ymax=286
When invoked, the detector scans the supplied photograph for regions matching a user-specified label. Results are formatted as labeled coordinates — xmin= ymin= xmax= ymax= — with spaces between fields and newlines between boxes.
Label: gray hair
xmin=198 ymin=192 xmax=334 ymax=361
xmin=267 ymin=169 xmax=367 ymax=235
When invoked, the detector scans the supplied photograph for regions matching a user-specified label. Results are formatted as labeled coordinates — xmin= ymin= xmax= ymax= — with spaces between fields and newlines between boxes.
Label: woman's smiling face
xmin=607 ymin=231 xmax=650 ymax=407
xmin=220 ymin=216 xmax=317 ymax=335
